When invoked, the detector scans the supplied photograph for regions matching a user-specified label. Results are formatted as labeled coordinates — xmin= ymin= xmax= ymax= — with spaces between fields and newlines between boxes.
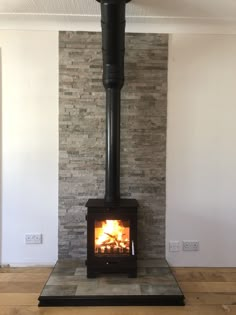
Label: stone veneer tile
xmin=59 ymin=32 xmax=168 ymax=259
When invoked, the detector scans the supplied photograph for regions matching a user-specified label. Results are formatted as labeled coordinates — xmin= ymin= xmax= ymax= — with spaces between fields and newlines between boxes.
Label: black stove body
xmin=86 ymin=199 xmax=138 ymax=278
xmin=86 ymin=0 xmax=138 ymax=278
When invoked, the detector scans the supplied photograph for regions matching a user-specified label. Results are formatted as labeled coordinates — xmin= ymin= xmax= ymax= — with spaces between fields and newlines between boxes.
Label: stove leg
xmin=87 ymin=271 xmax=97 ymax=278
xmin=128 ymin=271 xmax=137 ymax=278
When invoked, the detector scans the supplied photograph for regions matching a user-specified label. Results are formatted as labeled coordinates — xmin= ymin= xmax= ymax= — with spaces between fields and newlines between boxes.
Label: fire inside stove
xmin=95 ymin=220 xmax=130 ymax=255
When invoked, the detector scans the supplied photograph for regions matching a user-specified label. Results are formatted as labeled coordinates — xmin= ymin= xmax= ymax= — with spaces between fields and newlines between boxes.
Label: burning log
xmin=96 ymin=232 xmax=129 ymax=250
xmin=95 ymin=219 xmax=130 ymax=254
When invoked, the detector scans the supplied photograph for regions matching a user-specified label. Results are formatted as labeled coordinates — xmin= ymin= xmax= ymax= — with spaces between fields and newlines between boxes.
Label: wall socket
xmin=25 ymin=233 xmax=43 ymax=244
xmin=183 ymin=240 xmax=199 ymax=251
xmin=169 ymin=241 xmax=180 ymax=252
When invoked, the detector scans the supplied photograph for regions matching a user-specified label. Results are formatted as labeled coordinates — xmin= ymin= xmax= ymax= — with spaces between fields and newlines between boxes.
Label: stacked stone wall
xmin=59 ymin=32 xmax=168 ymax=259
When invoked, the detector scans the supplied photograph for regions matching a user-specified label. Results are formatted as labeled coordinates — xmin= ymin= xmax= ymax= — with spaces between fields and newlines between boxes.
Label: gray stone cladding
xmin=59 ymin=32 xmax=168 ymax=260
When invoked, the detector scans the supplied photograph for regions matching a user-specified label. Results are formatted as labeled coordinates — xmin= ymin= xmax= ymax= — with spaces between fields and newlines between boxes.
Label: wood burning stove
xmin=86 ymin=199 xmax=138 ymax=278
xmin=86 ymin=0 xmax=138 ymax=278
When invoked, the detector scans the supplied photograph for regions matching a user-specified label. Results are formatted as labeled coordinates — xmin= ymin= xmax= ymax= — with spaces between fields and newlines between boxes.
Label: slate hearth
xmin=38 ymin=259 xmax=184 ymax=306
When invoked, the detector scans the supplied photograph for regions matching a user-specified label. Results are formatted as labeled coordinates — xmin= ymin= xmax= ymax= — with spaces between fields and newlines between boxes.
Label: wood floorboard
xmin=173 ymin=270 xmax=236 ymax=282
xmin=0 ymin=305 xmax=236 ymax=315
xmin=0 ymin=268 xmax=52 ymax=274
xmin=184 ymin=292 xmax=236 ymax=305
xmin=180 ymin=281 xmax=236 ymax=293
xmin=0 ymin=281 xmax=46 ymax=293
xmin=1 ymin=267 xmax=236 ymax=314
xmin=0 ymin=273 xmax=50 ymax=282
xmin=172 ymin=267 xmax=236 ymax=273
xmin=0 ymin=293 xmax=39 ymax=306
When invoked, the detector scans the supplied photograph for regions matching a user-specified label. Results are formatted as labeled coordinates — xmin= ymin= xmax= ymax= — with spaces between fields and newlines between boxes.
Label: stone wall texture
xmin=59 ymin=31 xmax=168 ymax=260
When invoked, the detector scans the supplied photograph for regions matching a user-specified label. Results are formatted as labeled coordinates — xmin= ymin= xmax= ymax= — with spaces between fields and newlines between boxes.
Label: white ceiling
xmin=1 ymin=0 xmax=236 ymax=33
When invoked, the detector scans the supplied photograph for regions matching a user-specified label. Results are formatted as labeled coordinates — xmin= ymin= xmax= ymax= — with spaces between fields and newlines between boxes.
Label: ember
xmin=95 ymin=220 xmax=130 ymax=254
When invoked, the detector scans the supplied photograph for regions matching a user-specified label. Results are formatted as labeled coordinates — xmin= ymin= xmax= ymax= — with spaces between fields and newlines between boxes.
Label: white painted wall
xmin=166 ymin=34 xmax=236 ymax=267
xmin=1 ymin=15 xmax=236 ymax=35
xmin=0 ymin=31 xmax=58 ymax=266
xmin=1 ymin=31 xmax=236 ymax=267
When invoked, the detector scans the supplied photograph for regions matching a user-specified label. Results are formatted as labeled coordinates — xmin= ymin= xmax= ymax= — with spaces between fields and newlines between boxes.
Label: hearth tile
xmin=138 ymin=277 xmax=177 ymax=286
xmin=139 ymin=271 xmax=177 ymax=283
xmin=140 ymin=284 xmax=182 ymax=295
xmin=145 ymin=267 xmax=172 ymax=275
xmin=47 ymin=275 xmax=87 ymax=286
xmin=41 ymin=285 xmax=77 ymax=296
xmin=137 ymin=267 xmax=147 ymax=276
xmin=39 ymin=259 xmax=185 ymax=306
xmin=54 ymin=260 xmax=81 ymax=269
xmin=76 ymin=283 xmax=141 ymax=296
xmin=99 ymin=276 xmax=138 ymax=285
xmin=74 ymin=267 xmax=87 ymax=276
xmin=138 ymin=259 xmax=168 ymax=268
xmin=75 ymin=282 xmax=99 ymax=295
xmin=52 ymin=261 xmax=78 ymax=275
xmin=52 ymin=268 xmax=76 ymax=276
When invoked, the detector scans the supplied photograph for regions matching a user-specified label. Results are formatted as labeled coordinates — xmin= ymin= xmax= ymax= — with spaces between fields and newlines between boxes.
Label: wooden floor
xmin=0 ymin=266 xmax=236 ymax=314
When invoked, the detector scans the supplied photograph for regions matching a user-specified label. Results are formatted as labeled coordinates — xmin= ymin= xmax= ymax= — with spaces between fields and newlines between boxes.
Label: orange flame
xmin=95 ymin=220 xmax=130 ymax=254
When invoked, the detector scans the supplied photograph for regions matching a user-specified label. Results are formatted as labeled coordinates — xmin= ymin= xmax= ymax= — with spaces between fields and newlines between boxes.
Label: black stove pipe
xmin=97 ymin=0 xmax=130 ymax=203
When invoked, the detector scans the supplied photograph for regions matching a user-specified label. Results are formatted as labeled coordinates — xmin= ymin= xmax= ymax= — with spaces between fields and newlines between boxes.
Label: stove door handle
xmin=131 ymin=240 xmax=135 ymax=256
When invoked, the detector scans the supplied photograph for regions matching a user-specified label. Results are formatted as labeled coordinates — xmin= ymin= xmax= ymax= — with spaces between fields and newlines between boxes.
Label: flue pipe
xmin=96 ymin=0 xmax=131 ymax=203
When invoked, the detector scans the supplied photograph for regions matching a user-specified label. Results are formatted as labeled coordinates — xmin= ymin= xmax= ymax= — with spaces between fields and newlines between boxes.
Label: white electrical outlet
xmin=25 ymin=234 xmax=42 ymax=244
xmin=183 ymin=240 xmax=199 ymax=251
xmin=169 ymin=241 xmax=180 ymax=252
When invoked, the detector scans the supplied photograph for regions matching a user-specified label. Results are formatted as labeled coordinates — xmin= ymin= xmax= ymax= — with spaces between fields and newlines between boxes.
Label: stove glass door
xmin=94 ymin=219 xmax=130 ymax=255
